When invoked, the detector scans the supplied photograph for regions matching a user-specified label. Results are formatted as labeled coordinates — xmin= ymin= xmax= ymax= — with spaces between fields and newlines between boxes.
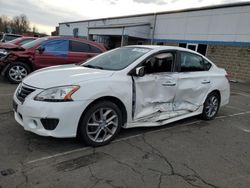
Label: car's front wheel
xmin=201 ymin=92 xmax=220 ymax=120
xmin=78 ymin=101 xmax=122 ymax=146
xmin=6 ymin=62 xmax=30 ymax=84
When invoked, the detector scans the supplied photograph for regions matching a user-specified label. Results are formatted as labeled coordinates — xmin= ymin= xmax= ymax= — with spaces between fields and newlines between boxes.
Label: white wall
xmin=59 ymin=22 xmax=89 ymax=37
xmin=154 ymin=5 xmax=250 ymax=43
xmin=59 ymin=4 xmax=250 ymax=43
xmin=59 ymin=15 xmax=154 ymax=38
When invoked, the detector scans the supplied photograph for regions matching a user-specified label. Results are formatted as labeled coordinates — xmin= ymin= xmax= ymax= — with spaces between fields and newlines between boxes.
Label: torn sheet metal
xmin=133 ymin=74 xmax=177 ymax=121
xmin=174 ymin=73 xmax=211 ymax=109
xmin=132 ymin=72 xmax=205 ymax=124
xmin=135 ymin=110 xmax=189 ymax=122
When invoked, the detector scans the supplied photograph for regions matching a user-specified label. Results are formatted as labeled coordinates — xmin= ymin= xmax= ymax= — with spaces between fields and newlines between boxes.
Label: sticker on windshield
xmin=132 ymin=48 xmax=150 ymax=53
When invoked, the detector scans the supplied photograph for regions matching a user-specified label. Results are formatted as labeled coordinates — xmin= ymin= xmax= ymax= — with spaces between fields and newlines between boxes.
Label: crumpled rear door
xmin=173 ymin=72 xmax=211 ymax=112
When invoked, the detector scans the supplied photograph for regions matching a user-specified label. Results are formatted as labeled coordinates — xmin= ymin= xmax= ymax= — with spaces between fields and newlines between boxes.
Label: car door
xmin=173 ymin=51 xmax=212 ymax=113
xmin=68 ymin=40 xmax=100 ymax=64
xmin=34 ymin=39 xmax=69 ymax=69
xmin=133 ymin=51 xmax=178 ymax=122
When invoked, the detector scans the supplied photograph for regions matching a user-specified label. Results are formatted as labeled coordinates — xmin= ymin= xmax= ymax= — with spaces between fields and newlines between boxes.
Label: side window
xmin=43 ymin=40 xmax=69 ymax=52
xmin=143 ymin=52 xmax=174 ymax=74
xmin=70 ymin=40 xmax=91 ymax=53
xmin=203 ymin=59 xmax=212 ymax=71
xmin=180 ymin=52 xmax=206 ymax=72
xmin=89 ymin=45 xmax=102 ymax=53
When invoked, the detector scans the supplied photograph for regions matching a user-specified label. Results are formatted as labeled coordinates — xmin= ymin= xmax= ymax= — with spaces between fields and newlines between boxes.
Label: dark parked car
xmin=0 ymin=36 xmax=106 ymax=83
xmin=0 ymin=33 xmax=22 ymax=43
xmin=0 ymin=37 xmax=37 ymax=58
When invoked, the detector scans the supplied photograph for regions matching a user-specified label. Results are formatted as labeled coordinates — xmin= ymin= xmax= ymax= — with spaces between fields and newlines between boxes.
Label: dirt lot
xmin=0 ymin=77 xmax=250 ymax=188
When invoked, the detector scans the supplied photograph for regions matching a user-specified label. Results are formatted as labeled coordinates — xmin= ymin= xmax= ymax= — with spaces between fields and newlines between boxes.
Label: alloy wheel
xmin=205 ymin=95 xmax=219 ymax=118
xmin=86 ymin=107 xmax=118 ymax=143
xmin=9 ymin=65 xmax=28 ymax=82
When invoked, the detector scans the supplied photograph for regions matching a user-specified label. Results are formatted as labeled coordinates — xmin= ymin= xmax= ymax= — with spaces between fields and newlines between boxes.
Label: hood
xmin=7 ymin=48 xmax=32 ymax=57
xmin=23 ymin=64 xmax=114 ymax=88
xmin=0 ymin=43 xmax=19 ymax=50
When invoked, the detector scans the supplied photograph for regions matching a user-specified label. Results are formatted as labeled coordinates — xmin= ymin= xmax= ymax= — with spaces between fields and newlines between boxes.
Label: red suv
xmin=0 ymin=36 xmax=106 ymax=83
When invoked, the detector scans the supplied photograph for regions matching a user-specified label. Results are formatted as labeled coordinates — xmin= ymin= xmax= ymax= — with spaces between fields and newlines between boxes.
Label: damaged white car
xmin=13 ymin=45 xmax=230 ymax=146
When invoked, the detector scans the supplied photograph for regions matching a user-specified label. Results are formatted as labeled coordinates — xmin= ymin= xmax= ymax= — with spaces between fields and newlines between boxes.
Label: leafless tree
xmin=0 ymin=14 xmax=30 ymax=34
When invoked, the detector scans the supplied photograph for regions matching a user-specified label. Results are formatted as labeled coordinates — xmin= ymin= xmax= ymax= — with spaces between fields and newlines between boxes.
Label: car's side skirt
xmin=124 ymin=106 xmax=203 ymax=128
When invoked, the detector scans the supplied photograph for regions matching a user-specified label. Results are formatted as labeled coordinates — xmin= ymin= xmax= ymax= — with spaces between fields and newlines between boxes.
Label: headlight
xmin=0 ymin=49 xmax=7 ymax=55
xmin=34 ymin=85 xmax=80 ymax=102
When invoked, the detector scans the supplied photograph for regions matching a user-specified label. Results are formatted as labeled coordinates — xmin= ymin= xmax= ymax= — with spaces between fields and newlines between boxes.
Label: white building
xmin=59 ymin=2 xmax=250 ymax=82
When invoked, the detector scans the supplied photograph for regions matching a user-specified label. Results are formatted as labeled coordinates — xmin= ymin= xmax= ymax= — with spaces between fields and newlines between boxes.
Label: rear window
xmin=70 ymin=40 xmax=102 ymax=53
xmin=180 ymin=51 xmax=211 ymax=72
xmin=90 ymin=45 xmax=102 ymax=53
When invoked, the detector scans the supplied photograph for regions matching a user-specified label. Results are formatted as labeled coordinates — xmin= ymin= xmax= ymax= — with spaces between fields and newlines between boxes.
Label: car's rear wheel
xmin=6 ymin=62 xmax=30 ymax=84
xmin=78 ymin=101 xmax=122 ymax=146
xmin=201 ymin=92 xmax=220 ymax=120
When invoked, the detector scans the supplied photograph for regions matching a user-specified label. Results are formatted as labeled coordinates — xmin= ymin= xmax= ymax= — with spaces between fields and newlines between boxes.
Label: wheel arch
xmin=15 ymin=58 xmax=33 ymax=71
xmin=77 ymin=96 xmax=128 ymax=136
xmin=206 ymin=89 xmax=221 ymax=105
xmin=3 ymin=59 xmax=33 ymax=76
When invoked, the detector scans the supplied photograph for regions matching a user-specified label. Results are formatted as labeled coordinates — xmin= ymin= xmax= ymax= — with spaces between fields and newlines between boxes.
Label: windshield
xmin=8 ymin=37 xmax=23 ymax=44
xmin=82 ymin=47 xmax=151 ymax=70
xmin=21 ymin=37 xmax=48 ymax=49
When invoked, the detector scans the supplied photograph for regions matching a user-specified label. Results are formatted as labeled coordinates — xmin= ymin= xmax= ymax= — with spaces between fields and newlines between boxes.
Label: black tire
xmin=201 ymin=92 xmax=220 ymax=120
xmin=6 ymin=62 xmax=31 ymax=84
xmin=78 ymin=101 xmax=122 ymax=146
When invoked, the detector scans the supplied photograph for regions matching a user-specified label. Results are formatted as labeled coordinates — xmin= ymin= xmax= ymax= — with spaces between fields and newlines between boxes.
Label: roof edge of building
xmin=59 ymin=2 xmax=250 ymax=25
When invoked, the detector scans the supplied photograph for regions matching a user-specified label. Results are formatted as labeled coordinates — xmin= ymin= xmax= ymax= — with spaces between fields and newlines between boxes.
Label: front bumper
xmin=13 ymin=88 xmax=92 ymax=138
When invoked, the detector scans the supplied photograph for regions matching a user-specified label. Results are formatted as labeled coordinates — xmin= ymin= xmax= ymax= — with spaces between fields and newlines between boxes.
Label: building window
xmin=73 ymin=28 xmax=79 ymax=38
xmin=157 ymin=42 xmax=164 ymax=45
xmin=187 ymin=43 xmax=198 ymax=51
xmin=179 ymin=43 xmax=187 ymax=48
xmin=197 ymin=44 xmax=207 ymax=56
xmin=179 ymin=43 xmax=207 ymax=56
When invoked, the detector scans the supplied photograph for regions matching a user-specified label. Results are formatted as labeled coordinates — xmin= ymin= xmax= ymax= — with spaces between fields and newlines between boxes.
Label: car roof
xmin=3 ymin=33 xmax=22 ymax=37
xmin=126 ymin=45 xmax=204 ymax=56
xmin=20 ymin=36 xmax=37 ymax=39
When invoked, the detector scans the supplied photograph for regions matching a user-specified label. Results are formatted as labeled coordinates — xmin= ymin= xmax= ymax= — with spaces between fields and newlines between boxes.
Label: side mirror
xmin=135 ymin=66 xmax=145 ymax=77
xmin=37 ymin=46 xmax=45 ymax=54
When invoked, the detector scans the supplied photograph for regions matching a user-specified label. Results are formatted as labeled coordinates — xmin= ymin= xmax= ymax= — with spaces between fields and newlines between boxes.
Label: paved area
xmin=0 ymin=77 xmax=250 ymax=188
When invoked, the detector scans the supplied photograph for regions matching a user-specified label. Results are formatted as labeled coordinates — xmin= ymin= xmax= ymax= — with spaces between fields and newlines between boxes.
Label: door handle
xmin=201 ymin=80 xmax=210 ymax=84
xmin=162 ymin=81 xmax=176 ymax=86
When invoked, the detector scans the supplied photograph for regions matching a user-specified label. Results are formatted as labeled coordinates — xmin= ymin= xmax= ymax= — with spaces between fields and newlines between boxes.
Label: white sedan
xmin=13 ymin=45 xmax=230 ymax=146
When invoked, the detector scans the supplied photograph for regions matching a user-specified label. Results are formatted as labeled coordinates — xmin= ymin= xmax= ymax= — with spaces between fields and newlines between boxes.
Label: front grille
xmin=16 ymin=84 xmax=36 ymax=103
